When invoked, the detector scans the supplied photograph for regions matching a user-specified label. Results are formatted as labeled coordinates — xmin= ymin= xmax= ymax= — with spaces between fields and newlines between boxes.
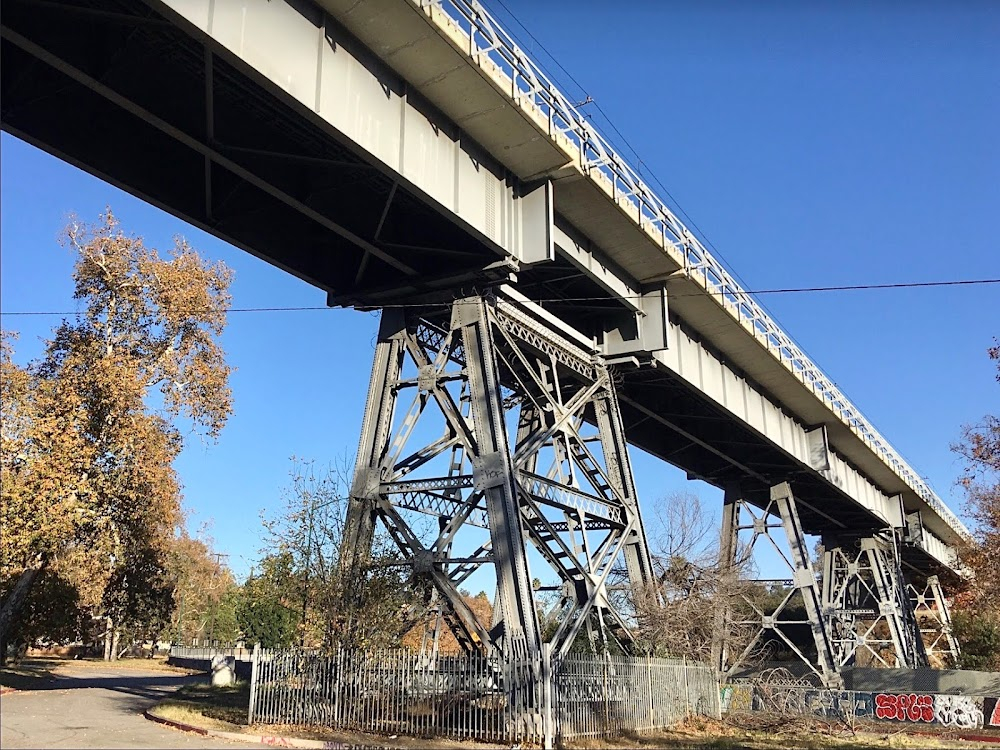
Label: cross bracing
xmin=340 ymin=291 xmax=655 ymax=659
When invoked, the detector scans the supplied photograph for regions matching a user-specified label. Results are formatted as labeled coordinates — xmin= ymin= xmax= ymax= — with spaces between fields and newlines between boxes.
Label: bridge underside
xmin=2 ymin=0 xmax=962 ymax=673
xmin=0 ymin=0 xmax=954 ymax=577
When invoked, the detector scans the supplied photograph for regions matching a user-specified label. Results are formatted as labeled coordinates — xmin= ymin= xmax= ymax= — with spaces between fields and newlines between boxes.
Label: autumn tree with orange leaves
xmin=948 ymin=343 xmax=1000 ymax=669
xmin=0 ymin=210 xmax=233 ymax=659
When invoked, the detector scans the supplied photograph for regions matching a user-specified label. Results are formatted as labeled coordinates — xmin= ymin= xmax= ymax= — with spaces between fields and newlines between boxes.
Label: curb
xmin=143 ymin=710 xmax=367 ymax=749
xmin=0 ymin=686 xmax=18 ymax=695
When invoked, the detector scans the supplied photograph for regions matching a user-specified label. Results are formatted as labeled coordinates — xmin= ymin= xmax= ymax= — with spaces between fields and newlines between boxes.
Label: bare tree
xmin=630 ymin=492 xmax=761 ymax=664
xmin=255 ymin=455 xmax=412 ymax=651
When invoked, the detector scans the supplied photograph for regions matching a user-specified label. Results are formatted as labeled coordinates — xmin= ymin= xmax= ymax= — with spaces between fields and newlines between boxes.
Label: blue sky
xmin=1 ymin=0 xmax=996 ymax=581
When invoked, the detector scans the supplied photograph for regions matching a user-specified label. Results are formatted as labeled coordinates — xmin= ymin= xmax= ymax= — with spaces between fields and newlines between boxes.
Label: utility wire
xmin=3 ymin=278 xmax=998 ymax=317
xmin=477 ymin=0 xmax=984 ymax=417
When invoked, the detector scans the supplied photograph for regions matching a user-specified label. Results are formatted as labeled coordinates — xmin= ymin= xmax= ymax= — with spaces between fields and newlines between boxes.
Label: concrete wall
xmin=843 ymin=667 xmax=1000 ymax=696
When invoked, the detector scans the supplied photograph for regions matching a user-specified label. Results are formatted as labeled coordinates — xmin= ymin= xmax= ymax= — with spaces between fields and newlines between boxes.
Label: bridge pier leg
xmin=338 ymin=291 xmax=655 ymax=660
xmin=341 ymin=309 xmax=406 ymax=607
xmin=717 ymin=482 xmax=841 ymax=687
xmin=712 ymin=483 xmax=741 ymax=677
xmin=908 ymin=574 xmax=961 ymax=667
xmin=821 ymin=534 xmax=928 ymax=669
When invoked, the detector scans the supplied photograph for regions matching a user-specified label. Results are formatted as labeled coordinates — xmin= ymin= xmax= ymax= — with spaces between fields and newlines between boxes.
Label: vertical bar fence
xmin=248 ymin=646 xmax=719 ymax=746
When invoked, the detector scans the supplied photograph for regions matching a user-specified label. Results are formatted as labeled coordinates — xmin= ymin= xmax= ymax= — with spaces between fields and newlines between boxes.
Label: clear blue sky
xmin=1 ymin=0 xmax=996 ymax=581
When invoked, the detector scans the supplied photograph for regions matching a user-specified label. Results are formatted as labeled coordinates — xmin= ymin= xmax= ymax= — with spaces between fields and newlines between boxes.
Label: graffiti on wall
xmin=724 ymin=686 xmax=996 ymax=730
xmin=720 ymin=685 xmax=753 ymax=713
xmin=984 ymin=697 xmax=1000 ymax=729
xmin=933 ymin=695 xmax=984 ymax=729
xmin=874 ymin=693 xmax=934 ymax=723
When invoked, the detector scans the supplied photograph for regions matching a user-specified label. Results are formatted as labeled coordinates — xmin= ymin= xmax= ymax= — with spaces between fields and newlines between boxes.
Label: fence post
xmin=333 ymin=646 xmax=342 ymax=727
xmin=682 ymin=656 xmax=690 ymax=719
xmin=604 ymin=653 xmax=610 ymax=732
xmin=541 ymin=642 xmax=554 ymax=750
xmin=646 ymin=654 xmax=654 ymax=730
xmin=248 ymin=642 xmax=260 ymax=726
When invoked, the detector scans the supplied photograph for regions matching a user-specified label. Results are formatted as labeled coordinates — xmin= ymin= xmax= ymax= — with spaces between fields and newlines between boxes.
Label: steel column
xmin=908 ymin=574 xmax=961 ymax=667
xmin=593 ymin=384 xmax=655 ymax=596
xmin=711 ymin=483 xmax=741 ymax=676
xmin=453 ymin=295 xmax=542 ymax=655
xmin=719 ymin=483 xmax=840 ymax=687
xmin=821 ymin=534 xmax=928 ymax=669
xmin=772 ymin=482 xmax=840 ymax=686
xmin=341 ymin=309 xmax=407 ymax=587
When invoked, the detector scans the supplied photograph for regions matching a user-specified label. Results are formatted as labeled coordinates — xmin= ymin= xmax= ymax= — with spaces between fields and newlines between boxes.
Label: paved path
xmin=0 ymin=664 xmax=238 ymax=749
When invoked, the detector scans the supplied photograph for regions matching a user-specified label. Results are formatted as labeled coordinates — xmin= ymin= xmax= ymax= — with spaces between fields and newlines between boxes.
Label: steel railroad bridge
xmin=1 ymin=0 xmax=969 ymax=685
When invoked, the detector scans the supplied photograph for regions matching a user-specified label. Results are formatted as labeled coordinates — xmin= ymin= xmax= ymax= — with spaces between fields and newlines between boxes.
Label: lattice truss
xmin=718 ymin=486 xmax=839 ymax=687
xmin=908 ymin=575 xmax=960 ymax=667
xmin=340 ymin=293 xmax=655 ymax=660
xmin=820 ymin=536 xmax=927 ymax=670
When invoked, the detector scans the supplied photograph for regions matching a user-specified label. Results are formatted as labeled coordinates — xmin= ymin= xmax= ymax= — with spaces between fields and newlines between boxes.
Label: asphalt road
xmin=0 ymin=664 xmax=239 ymax=749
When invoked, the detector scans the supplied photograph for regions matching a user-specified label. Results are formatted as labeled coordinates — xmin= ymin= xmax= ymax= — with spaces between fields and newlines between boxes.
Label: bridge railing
xmin=415 ymin=0 xmax=967 ymax=540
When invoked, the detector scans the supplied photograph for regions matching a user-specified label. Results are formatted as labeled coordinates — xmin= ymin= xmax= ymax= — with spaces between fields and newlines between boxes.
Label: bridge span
xmin=1 ymin=0 xmax=969 ymax=683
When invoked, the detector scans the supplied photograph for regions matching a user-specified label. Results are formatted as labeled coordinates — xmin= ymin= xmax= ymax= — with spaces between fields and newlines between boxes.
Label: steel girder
xmin=340 ymin=291 xmax=654 ymax=660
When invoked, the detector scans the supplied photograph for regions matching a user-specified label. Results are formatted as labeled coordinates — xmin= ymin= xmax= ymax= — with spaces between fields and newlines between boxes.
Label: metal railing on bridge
xmin=414 ymin=0 xmax=967 ymax=539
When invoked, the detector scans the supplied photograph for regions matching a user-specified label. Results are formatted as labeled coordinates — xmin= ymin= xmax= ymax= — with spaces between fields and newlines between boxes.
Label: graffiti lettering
xmin=720 ymin=685 xmax=753 ymax=712
xmin=874 ymin=693 xmax=933 ymax=723
xmin=722 ymin=686 xmax=999 ymax=731
xmin=933 ymin=695 xmax=984 ymax=729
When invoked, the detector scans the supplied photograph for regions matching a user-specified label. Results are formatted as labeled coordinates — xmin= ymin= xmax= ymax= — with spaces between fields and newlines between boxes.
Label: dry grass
xmin=47 ymin=656 xmax=195 ymax=673
xmin=561 ymin=715 xmax=998 ymax=749
xmin=148 ymin=687 xmax=997 ymax=750
xmin=148 ymin=682 xmax=507 ymax=749
xmin=150 ymin=701 xmax=243 ymax=732
xmin=154 ymin=681 xmax=251 ymax=726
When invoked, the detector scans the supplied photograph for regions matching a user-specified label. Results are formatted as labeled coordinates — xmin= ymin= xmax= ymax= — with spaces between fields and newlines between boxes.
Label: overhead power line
xmin=2 ymin=277 xmax=998 ymax=317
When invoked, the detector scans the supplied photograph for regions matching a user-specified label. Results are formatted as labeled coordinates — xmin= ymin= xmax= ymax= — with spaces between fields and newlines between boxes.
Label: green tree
xmin=236 ymin=554 xmax=299 ymax=649
xmin=0 ymin=210 xmax=234 ymax=658
xmin=952 ymin=611 xmax=1000 ymax=671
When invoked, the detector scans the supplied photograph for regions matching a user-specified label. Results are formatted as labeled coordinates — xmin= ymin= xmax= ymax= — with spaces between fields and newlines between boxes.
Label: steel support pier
xmin=340 ymin=289 xmax=655 ymax=661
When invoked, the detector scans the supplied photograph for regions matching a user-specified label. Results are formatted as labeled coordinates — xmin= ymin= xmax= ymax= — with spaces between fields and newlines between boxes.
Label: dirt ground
xmin=580 ymin=714 xmax=1000 ymax=749
xmin=12 ymin=659 xmax=993 ymax=750
xmin=149 ymin=678 xmax=1000 ymax=750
